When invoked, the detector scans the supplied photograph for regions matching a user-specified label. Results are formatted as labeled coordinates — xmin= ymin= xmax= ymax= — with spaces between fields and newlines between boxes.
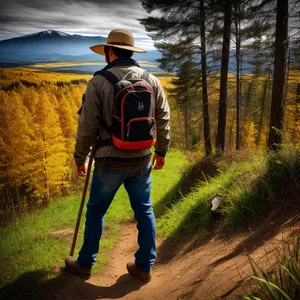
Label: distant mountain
xmin=0 ymin=30 xmax=106 ymax=61
xmin=0 ymin=30 xmax=161 ymax=63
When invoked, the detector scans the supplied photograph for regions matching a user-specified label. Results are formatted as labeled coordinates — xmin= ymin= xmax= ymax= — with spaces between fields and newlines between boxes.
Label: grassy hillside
xmin=157 ymin=145 xmax=300 ymax=239
xmin=0 ymin=149 xmax=188 ymax=289
xmin=1 ymin=141 xmax=300 ymax=299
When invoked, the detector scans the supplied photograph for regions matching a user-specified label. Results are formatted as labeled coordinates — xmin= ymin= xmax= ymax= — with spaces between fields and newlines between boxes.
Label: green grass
xmin=1 ymin=145 xmax=299 ymax=297
xmin=156 ymin=145 xmax=300 ymax=238
xmin=156 ymin=152 xmax=266 ymax=237
xmin=244 ymin=237 xmax=300 ymax=300
xmin=0 ymin=148 xmax=188 ymax=289
xmin=225 ymin=145 xmax=300 ymax=227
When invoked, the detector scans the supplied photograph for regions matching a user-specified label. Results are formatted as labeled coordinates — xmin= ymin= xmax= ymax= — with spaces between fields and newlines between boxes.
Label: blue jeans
xmin=77 ymin=162 xmax=156 ymax=272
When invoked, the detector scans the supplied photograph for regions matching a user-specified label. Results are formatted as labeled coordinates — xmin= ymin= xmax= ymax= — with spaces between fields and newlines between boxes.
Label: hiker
xmin=65 ymin=29 xmax=170 ymax=282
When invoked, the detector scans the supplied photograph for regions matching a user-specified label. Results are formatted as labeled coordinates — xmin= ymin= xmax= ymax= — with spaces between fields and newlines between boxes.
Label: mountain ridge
xmin=0 ymin=30 xmax=160 ymax=63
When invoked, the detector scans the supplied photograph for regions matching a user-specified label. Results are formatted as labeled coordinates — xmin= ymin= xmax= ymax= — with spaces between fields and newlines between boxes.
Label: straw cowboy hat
xmin=90 ymin=29 xmax=146 ymax=56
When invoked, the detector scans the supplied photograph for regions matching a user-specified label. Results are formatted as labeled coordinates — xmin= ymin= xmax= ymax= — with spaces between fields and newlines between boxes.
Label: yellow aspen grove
xmin=0 ymin=90 xmax=35 ymax=213
xmin=34 ymin=89 xmax=68 ymax=203
xmin=241 ymin=121 xmax=256 ymax=150
xmin=48 ymin=92 xmax=59 ymax=108
xmin=0 ymin=91 xmax=12 ymax=216
xmin=62 ymin=86 xmax=80 ymax=121
xmin=57 ymin=93 xmax=77 ymax=154
xmin=56 ymin=93 xmax=77 ymax=194
xmin=21 ymin=86 xmax=39 ymax=115
xmin=285 ymin=103 xmax=300 ymax=143
xmin=1 ymin=66 xmax=300 ymax=221
xmin=68 ymin=84 xmax=86 ymax=119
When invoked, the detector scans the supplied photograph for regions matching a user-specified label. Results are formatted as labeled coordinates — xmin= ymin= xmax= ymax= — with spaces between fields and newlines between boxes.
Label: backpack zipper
xmin=126 ymin=117 xmax=155 ymax=137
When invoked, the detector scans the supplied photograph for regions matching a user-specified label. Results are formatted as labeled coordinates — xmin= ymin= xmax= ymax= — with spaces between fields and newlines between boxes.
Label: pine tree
xmin=234 ymin=0 xmax=242 ymax=150
xmin=167 ymin=58 xmax=201 ymax=149
xmin=215 ymin=0 xmax=233 ymax=153
xmin=200 ymin=0 xmax=212 ymax=155
xmin=140 ymin=0 xmax=213 ymax=155
xmin=268 ymin=0 xmax=289 ymax=150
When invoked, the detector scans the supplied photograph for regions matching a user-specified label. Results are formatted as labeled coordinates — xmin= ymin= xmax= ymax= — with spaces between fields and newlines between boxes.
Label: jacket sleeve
xmin=154 ymin=80 xmax=171 ymax=157
xmin=74 ymin=81 xmax=102 ymax=166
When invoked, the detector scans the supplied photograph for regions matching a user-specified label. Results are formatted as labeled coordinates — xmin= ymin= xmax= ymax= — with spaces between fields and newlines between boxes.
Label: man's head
xmin=90 ymin=29 xmax=146 ymax=63
xmin=104 ymin=45 xmax=133 ymax=63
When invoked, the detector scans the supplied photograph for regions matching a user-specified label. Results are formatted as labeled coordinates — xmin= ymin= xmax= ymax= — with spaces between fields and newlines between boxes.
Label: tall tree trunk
xmin=268 ymin=0 xmax=288 ymax=150
xmin=239 ymin=54 xmax=243 ymax=147
xmin=284 ymin=48 xmax=291 ymax=104
xmin=3 ymin=187 xmax=10 ymax=220
xmin=216 ymin=0 xmax=233 ymax=153
xmin=234 ymin=1 xmax=241 ymax=151
xmin=176 ymin=103 xmax=185 ymax=149
xmin=265 ymin=54 xmax=274 ymax=142
xmin=291 ymin=101 xmax=300 ymax=142
xmin=15 ymin=186 xmax=21 ymax=214
xmin=297 ymin=83 xmax=300 ymax=104
xmin=283 ymin=47 xmax=291 ymax=132
xmin=200 ymin=0 xmax=212 ymax=156
xmin=179 ymin=107 xmax=185 ymax=149
xmin=257 ymin=77 xmax=269 ymax=146
xmin=185 ymin=105 xmax=189 ymax=150
xmin=244 ymin=78 xmax=254 ymax=119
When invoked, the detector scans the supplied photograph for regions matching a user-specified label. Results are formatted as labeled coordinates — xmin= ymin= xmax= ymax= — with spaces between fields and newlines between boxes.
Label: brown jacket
xmin=74 ymin=58 xmax=170 ymax=166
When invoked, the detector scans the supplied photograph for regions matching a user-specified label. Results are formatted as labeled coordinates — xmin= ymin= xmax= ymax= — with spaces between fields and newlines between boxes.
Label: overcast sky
xmin=0 ymin=0 xmax=156 ymax=49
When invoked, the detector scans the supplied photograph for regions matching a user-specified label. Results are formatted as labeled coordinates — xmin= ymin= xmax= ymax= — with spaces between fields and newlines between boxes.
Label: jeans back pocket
xmin=97 ymin=165 xmax=122 ymax=187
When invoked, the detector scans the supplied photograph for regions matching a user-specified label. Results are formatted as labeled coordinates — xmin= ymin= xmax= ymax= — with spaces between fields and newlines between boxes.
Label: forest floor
xmin=2 ymin=148 xmax=299 ymax=300
xmin=55 ymin=206 xmax=300 ymax=300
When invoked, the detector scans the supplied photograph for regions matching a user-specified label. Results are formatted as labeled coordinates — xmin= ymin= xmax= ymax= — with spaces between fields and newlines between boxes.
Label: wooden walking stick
xmin=70 ymin=143 xmax=97 ymax=256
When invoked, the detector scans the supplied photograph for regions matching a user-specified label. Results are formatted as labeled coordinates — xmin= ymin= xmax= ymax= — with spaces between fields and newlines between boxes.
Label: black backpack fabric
xmin=95 ymin=70 xmax=157 ymax=150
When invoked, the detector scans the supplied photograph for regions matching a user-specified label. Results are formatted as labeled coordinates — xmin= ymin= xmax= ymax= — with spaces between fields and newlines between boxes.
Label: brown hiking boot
xmin=65 ymin=255 xmax=91 ymax=279
xmin=126 ymin=261 xmax=151 ymax=282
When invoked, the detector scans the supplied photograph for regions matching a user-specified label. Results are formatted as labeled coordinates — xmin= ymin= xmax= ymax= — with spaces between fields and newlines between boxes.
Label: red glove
xmin=77 ymin=164 xmax=87 ymax=177
xmin=152 ymin=153 xmax=166 ymax=170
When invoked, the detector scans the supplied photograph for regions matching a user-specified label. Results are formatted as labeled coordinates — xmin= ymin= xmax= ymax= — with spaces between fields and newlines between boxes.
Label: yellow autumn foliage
xmin=0 ymin=67 xmax=299 ymax=217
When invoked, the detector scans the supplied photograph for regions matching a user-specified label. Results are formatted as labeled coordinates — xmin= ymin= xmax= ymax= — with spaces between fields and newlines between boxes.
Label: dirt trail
xmin=59 ymin=209 xmax=300 ymax=300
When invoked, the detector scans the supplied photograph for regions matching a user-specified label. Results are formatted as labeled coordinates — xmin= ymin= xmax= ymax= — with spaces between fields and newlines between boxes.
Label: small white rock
xmin=211 ymin=196 xmax=223 ymax=212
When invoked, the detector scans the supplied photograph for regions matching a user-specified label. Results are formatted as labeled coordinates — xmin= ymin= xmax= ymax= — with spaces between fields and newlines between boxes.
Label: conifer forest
xmin=0 ymin=0 xmax=299 ymax=223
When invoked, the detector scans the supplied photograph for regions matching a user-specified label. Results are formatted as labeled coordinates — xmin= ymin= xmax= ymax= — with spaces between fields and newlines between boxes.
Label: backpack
xmin=95 ymin=70 xmax=157 ymax=150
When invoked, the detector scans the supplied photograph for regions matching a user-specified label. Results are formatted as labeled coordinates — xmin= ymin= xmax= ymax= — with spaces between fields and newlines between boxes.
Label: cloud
xmin=0 ymin=0 xmax=152 ymax=43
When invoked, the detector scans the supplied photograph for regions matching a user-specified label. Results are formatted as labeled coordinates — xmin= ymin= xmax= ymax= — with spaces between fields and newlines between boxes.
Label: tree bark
xmin=216 ymin=0 xmax=233 ymax=153
xmin=200 ymin=0 xmax=212 ymax=156
xmin=234 ymin=1 xmax=241 ymax=151
xmin=185 ymin=104 xmax=189 ymax=150
xmin=176 ymin=103 xmax=185 ymax=149
xmin=267 ymin=0 xmax=288 ymax=150
xmin=257 ymin=77 xmax=269 ymax=146
xmin=297 ymin=83 xmax=300 ymax=104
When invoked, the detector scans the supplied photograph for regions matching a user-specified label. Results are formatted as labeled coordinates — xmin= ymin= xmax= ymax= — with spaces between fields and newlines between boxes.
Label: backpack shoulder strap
xmin=93 ymin=70 xmax=118 ymax=141
xmin=94 ymin=70 xmax=119 ymax=86
xmin=141 ymin=70 xmax=150 ymax=82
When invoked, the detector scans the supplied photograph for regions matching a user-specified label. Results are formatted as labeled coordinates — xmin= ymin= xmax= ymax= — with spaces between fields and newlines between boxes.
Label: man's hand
xmin=152 ymin=153 xmax=166 ymax=170
xmin=77 ymin=164 xmax=87 ymax=177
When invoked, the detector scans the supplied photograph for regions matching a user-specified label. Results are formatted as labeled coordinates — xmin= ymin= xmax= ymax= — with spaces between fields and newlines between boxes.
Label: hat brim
xmin=90 ymin=43 xmax=147 ymax=56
